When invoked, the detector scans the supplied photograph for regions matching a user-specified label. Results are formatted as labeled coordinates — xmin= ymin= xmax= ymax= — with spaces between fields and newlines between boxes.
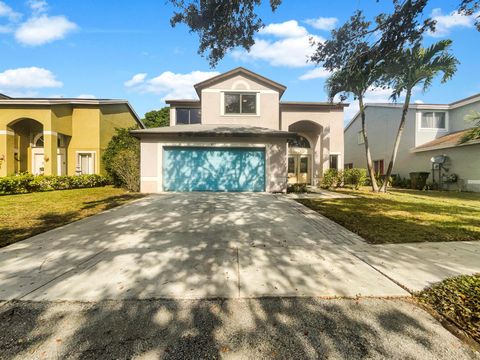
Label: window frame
xmin=329 ymin=154 xmax=339 ymax=170
xmin=222 ymin=91 xmax=259 ymax=116
xmin=76 ymin=151 xmax=96 ymax=175
xmin=373 ymin=159 xmax=384 ymax=176
xmin=175 ymin=107 xmax=201 ymax=125
xmin=419 ymin=111 xmax=447 ymax=130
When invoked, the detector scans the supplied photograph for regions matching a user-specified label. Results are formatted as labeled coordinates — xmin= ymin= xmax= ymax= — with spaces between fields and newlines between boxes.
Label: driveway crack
xmin=17 ymin=248 xmax=108 ymax=300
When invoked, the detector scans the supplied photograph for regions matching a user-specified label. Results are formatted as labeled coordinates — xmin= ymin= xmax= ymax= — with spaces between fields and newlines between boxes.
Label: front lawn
xmin=298 ymin=188 xmax=480 ymax=244
xmin=416 ymin=274 xmax=480 ymax=344
xmin=0 ymin=186 xmax=144 ymax=248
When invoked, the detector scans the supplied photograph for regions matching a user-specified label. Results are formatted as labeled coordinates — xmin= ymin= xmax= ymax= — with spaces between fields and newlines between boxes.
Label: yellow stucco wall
xmin=99 ymin=104 xmax=139 ymax=174
xmin=0 ymin=103 xmax=139 ymax=176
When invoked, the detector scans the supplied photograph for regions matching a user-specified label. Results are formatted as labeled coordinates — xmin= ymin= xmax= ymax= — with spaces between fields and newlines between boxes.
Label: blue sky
xmin=0 ymin=0 xmax=479 ymax=123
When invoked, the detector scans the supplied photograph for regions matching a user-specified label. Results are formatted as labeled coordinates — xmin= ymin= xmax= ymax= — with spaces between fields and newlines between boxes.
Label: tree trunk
xmin=359 ymin=96 xmax=379 ymax=192
xmin=379 ymin=90 xmax=412 ymax=192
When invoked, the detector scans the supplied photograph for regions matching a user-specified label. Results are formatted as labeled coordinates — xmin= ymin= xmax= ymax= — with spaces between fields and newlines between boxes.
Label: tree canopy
xmin=142 ymin=107 xmax=170 ymax=128
xmin=169 ymin=0 xmax=281 ymax=67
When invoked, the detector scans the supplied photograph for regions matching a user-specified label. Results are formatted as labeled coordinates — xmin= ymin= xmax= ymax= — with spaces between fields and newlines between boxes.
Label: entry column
xmin=43 ymin=130 xmax=58 ymax=176
xmin=0 ymin=127 xmax=15 ymax=176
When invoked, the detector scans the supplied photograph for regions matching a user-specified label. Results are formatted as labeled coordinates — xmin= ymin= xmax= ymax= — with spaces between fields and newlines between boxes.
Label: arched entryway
xmin=6 ymin=118 xmax=67 ymax=175
xmin=288 ymin=120 xmax=323 ymax=185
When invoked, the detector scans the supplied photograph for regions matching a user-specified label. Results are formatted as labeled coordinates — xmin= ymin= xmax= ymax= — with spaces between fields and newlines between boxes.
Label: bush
xmin=321 ymin=169 xmax=343 ymax=189
xmin=417 ymin=274 xmax=480 ymax=343
xmin=0 ymin=174 xmax=109 ymax=195
xmin=287 ymin=183 xmax=307 ymax=193
xmin=103 ymin=128 xmax=140 ymax=189
xmin=344 ymin=168 xmax=367 ymax=189
xmin=410 ymin=171 xmax=430 ymax=190
xmin=110 ymin=148 xmax=140 ymax=192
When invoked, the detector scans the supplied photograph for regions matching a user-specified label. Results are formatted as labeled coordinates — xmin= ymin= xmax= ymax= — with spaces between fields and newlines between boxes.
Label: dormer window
xmin=420 ymin=112 xmax=446 ymax=130
xmin=224 ymin=93 xmax=257 ymax=115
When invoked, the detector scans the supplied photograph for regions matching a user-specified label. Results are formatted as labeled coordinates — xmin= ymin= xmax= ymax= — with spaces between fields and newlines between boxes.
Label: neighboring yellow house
xmin=0 ymin=94 xmax=144 ymax=177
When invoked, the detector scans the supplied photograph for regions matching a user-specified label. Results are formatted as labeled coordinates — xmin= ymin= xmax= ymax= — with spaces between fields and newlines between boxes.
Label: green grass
xmin=416 ymin=274 xmax=480 ymax=344
xmin=0 ymin=186 xmax=144 ymax=248
xmin=297 ymin=188 xmax=480 ymax=244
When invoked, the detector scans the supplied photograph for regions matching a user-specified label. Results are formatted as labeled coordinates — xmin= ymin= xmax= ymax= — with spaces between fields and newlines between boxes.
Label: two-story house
xmin=344 ymin=93 xmax=480 ymax=192
xmin=132 ymin=67 xmax=347 ymax=193
xmin=0 ymin=94 xmax=143 ymax=177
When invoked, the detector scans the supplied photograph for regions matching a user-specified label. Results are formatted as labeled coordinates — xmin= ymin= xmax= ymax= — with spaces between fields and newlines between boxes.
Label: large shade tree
xmin=379 ymin=40 xmax=458 ymax=192
xmin=167 ymin=0 xmax=446 ymax=67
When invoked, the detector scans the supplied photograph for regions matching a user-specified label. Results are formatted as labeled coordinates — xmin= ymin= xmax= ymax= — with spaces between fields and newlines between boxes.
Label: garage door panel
xmin=163 ymin=147 xmax=265 ymax=192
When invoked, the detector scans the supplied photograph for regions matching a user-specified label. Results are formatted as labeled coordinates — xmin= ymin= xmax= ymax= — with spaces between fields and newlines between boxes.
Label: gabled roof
xmin=412 ymin=129 xmax=480 ymax=152
xmin=0 ymin=93 xmax=11 ymax=99
xmin=193 ymin=67 xmax=287 ymax=98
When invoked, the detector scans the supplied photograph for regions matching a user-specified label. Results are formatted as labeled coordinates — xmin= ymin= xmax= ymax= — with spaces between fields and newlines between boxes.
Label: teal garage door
xmin=163 ymin=147 xmax=266 ymax=192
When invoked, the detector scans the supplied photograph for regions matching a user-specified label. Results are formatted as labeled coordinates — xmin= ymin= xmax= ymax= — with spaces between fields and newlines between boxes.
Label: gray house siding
xmin=344 ymin=106 xmax=416 ymax=174
xmin=344 ymin=96 xmax=480 ymax=192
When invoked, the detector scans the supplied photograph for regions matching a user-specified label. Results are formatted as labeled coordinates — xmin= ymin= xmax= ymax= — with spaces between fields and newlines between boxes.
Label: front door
xmin=33 ymin=153 xmax=44 ymax=175
xmin=288 ymin=155 xmax=311 ymax=184
xmin=32 ymin=149 xmax=66 ymax=175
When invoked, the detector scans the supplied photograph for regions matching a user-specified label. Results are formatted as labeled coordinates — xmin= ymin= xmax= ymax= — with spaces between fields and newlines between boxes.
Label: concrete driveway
xmin=0 ymin=193 xmax=411 ymax=301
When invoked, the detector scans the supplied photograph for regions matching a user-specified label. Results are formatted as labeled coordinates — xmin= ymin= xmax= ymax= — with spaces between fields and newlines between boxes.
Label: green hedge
xmin=416 ymin=274 xmax=480 ymax=343
xmin=344 ymin=168 xmax=368 ymax=189
xmin=0 ymin=174 xmax=110 ymax=195
xmin=321 ymin=168 xmax=367 ymax=190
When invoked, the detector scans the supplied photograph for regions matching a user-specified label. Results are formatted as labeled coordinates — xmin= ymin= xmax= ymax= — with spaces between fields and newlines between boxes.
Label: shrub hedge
xmin=344 ymin=168 xmax=368 ymax=189
xmin=321 ymin=168 xmax=367 ymax=190
xmin=0 ymin=173 xmax=110 ymax=195
xmin=287 ymin=183 xmax=307 ymax=193
xmin=416 ymin=274 xmax=480 ymax=343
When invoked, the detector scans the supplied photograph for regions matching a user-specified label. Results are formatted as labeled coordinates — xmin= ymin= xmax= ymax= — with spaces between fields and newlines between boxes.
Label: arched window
xmin=32 ymin=134 xmax=64 ymax=147
xmin=33 ymin=134 xmax=44 ymax=147
xmin=288 ymin=135 xmax=311 ymax=148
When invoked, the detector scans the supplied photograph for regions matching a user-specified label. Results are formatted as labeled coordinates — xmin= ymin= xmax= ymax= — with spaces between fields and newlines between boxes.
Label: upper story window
xmin=176 ymin=108 xmax=201 ymax=125
xmin=224 ymin=93 xmax=257 ymax=115
xmin=420 ymin=112 xmax=446 ymax=130
xmin=357 ymin=130 xmax=365 ymax=145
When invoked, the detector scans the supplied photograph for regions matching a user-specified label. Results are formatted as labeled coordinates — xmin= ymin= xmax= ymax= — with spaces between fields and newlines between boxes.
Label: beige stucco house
xmin=344 ymin=93 xmax=480 ymax=192
xmin=132 ymin=67 xmax=347 ymax=193
xmin=0 ymin=94 xmax=143 ymax=177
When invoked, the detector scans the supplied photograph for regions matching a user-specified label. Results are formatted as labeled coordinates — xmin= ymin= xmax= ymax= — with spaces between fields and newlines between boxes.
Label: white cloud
xmin=414 ymin=99 xmax=424 ymax=104
xmin=0 ymin=67 xmax=62 ymax=90
xmin=124 ymin=73 xmax=147 ymax=87
xmin=0 ymin=1 xmax=21 ymax=21
xmin=27 ymin=0 xmax=48 ymax=15
xmin=76 ymin=94 xmax=96 ymax=99
xmin=15 ymin=14 xmax=77 ymax=45
xmin=259 ymin=20 xmax=308 ymax=37
xmin=305 ymin=17 xmax=338 ymax=31
xmin=428 ymin=8 xmax=477 ymax=37
xmin=124 ymin=70 xmax=220 ymax=101
xmin=232 ymin=20 xmax=323 ymax=68
xmin=299 ymin=67 xmax=331 ymax=80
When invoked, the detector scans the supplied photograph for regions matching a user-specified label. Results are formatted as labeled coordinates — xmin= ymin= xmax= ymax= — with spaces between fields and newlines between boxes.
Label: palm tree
xmin=459 ymin=111 xmax=480 ymax=143
xmin=379 ymin=40 xmax=458 ymax=192
xmin=326 ymin=63 xmax=382 ymax=192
